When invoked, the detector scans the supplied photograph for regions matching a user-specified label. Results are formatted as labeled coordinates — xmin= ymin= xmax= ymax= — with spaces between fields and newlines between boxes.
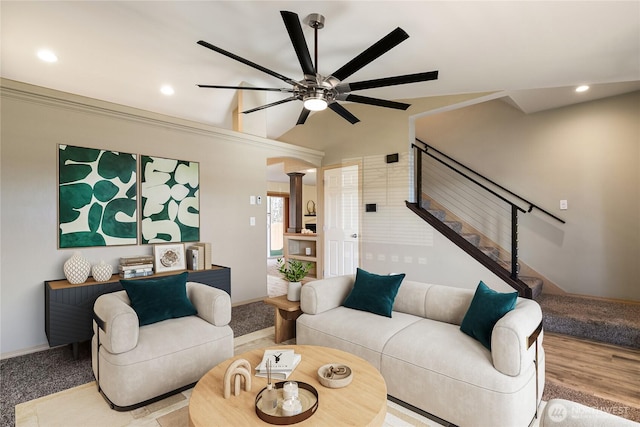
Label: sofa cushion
xmin=296 ymin=306 xmax=421 ymax=370
xmin=460 ymin=281 xmax=518 ymax=350
xmin=121 ymin=272 xmax=197 ymax=326
xmin=342 ymin=268 xmax=405 ymax=317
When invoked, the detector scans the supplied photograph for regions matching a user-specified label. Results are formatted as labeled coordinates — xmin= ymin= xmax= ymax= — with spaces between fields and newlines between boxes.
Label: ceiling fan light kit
xmin=303 ymin=94 xmax=328 ymax=111
xmin=197 ymin=10 xmax=439 ymax=125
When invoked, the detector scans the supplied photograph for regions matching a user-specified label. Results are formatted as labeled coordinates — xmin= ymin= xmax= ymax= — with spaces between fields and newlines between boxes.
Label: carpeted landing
xmin=537 ymin=293 xmax=640 ymax=348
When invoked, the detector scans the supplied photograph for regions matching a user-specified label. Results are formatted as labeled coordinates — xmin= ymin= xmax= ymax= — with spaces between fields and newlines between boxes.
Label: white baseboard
xmin=1 ymin=343 xmax=51 ymax=360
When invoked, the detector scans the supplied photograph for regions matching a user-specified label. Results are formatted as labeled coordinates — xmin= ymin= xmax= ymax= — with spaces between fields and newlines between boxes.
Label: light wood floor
xmin=544 ymin=332 xmax=640 ymax=409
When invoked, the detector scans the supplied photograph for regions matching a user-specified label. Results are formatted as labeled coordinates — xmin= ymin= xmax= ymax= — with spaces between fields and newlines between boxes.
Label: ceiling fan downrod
xmin=305 ymin=13 xmax=324 ymax=73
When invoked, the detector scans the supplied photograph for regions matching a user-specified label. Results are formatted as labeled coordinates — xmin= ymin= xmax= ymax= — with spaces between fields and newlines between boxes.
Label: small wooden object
xmin=223 ymin=359 xmax=252 ymax=398
xmin=263 ymin=295 xmax=303 ymax=343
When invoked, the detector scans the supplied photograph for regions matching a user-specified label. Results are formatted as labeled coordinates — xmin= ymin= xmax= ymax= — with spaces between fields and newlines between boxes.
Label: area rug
xmin=15 ymin=329 xmax=443 ymax=427
xmin=15 ymin=382 xmax=444 ymax=427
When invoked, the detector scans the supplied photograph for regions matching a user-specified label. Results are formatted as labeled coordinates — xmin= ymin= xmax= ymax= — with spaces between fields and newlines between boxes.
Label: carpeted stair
xmin=419 ymin=198 xmax=544 ymax=298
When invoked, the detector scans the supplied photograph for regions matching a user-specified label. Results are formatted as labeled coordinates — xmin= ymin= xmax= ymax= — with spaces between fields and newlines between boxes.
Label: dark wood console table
xmin=45 ymin=265 xmax=230 ymax=358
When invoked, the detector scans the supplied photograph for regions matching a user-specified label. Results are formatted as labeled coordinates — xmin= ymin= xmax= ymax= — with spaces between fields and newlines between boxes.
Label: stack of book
xmin=187 ymin=242 xmax=212 ymax=271
xmin=255 ymin=349 xmax=301 ymax=379
xmin=119 ymin=255 xmax=154 ymax=279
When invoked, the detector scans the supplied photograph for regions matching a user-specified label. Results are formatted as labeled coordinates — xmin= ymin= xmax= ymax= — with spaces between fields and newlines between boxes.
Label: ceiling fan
xmin=197 ymin=10 xmax=439 ymax=125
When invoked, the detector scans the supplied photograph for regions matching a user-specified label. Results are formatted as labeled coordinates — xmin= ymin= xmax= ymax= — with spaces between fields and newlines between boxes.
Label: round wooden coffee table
xmin=189 ymin=345 xmax=387 ymax=426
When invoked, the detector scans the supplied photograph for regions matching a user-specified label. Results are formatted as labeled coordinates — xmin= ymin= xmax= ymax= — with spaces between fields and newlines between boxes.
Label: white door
xmin=324 ymin=165 xmax=359 ymax=277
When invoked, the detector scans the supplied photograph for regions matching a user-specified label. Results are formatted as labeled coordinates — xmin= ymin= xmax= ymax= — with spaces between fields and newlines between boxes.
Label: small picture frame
xmin=153 ymin=243 xmax=186 ymax=273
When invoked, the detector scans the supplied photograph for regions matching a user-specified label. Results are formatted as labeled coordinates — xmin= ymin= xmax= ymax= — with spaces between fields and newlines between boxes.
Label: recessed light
xmin=575 ymin=85 xmax=589 ymax=93
xmin=37 ymin=49 xmax=58 ymax=63
xmin=160 ymin=85 xmax=175 ymax=96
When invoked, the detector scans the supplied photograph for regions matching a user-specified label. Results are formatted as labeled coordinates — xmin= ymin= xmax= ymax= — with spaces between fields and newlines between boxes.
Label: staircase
xmin=408 ymin=197 xmax=543 ymax=299
xmin=408 ymin=139 xmax=569 ymax=299
xmin=408 ymin=141 xmax=640 ymax=348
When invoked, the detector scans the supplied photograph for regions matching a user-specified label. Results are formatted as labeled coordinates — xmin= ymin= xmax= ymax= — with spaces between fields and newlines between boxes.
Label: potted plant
xmin=276 ymin=258 xmax=313 ymax=301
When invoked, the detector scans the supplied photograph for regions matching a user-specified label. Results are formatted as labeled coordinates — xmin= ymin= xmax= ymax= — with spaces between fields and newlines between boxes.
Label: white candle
xmin=282 ymin=381 xmax=298 ymax=400
xmin=281 ymin=397 xmax=302 ymax=416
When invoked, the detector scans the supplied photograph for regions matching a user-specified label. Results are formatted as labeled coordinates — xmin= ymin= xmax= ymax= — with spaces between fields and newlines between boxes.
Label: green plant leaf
xmin=276 ymin=258 xmax=313 ymax=282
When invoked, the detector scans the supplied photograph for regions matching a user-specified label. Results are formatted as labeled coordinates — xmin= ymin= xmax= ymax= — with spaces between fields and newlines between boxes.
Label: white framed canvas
xmin=140 ymin=155 xmax=200 ymax=244
xmin=153 ymin=243 xmax=186 ymax=273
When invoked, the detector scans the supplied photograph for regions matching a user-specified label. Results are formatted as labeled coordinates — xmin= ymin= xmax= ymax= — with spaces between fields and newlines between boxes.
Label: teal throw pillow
xmin=460 ymin=281 xmax=518 ymax=350
xmin=121 ymin=271 xmax=197 ymax=326
xmin=342 ymin=268 xmax=405 ymax=317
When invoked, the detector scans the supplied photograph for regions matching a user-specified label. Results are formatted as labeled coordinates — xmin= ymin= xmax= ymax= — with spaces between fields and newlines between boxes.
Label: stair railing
xmin=412 ymin=139 xmax=565 ymax=284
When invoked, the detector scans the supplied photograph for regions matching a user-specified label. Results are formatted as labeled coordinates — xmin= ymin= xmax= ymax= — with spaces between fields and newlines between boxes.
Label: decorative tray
xmin=317 ymin=364 xmax=353 ymax=388
xmin=255 ymin=381 xmax=319 ymax=425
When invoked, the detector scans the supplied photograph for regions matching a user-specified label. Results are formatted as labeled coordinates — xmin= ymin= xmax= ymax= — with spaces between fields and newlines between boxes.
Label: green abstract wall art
xmin=58 ymin=145 xmax=137 ymax=248
xmin=141 ymin=155 xmax=200 ymax=243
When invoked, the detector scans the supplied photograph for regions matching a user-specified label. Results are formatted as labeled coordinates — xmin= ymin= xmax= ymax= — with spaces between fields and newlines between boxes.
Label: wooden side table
xmin=263 ymin=295 xmax=302 ymax=343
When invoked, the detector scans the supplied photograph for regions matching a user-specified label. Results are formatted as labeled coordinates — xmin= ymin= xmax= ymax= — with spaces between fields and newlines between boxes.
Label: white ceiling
xmin=2 ymin=1 xmax=639 ymax=141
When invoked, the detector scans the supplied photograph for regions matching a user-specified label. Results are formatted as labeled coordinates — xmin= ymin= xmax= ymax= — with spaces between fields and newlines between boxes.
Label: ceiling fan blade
xmin=241 ymin=96 xmax=299 ymax=114
xmin=328 ymin=103 xmax=360 ymax=124
xmin=342 ymin=94 xmax=410 ymax=110
xmin=296 ymin=108 xmax=311 ymax=125
xmin=330 ymin=27 xmax=409 ymax=82
xmin=344 ymin=71 xmax=439 ymax=92
xmin=197 ymin=40 xmax=299 ymax=87
xmin=281 ymin=11 xmax=315 ymax=76
xmin=197 ymin=84 xmax=294 ymax=93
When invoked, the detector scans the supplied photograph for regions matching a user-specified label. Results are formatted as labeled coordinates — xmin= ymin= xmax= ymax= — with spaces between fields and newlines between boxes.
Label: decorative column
xmin=287 ymin=172 xmax=305 ymax=233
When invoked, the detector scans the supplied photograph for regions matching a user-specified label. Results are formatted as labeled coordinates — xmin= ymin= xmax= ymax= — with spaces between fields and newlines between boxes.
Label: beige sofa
xmin=296 ymin=275 xmax=545 ymax=427
xmin=92 ymin=281 xmax=233 ymax=410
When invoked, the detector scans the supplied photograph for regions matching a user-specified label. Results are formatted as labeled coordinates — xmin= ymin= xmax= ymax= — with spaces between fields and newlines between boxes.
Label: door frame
xmin=267 ymin=192 xmax=289 ymax=258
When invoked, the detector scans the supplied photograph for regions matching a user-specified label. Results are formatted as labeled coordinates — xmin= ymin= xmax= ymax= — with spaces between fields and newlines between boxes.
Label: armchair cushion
xmin=187 ymin=281 xmax=231 ymax=326
xmin=121 ymin=271 xmax=196 ymax=326
xmin=93 ymin=291 xmax=139 ymax=354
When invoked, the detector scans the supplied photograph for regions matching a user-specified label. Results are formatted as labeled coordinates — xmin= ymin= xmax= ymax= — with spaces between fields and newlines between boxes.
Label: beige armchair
xmin=92 ymin=281 xmax=233 ymax=410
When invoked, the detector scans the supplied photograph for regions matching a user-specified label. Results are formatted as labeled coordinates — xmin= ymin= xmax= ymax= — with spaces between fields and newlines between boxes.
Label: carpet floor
xmin=1 ymin=300 xmax=275 ymax=427
xmin=3 ymin=296 xmax=638 ymax=426
xmin=15 ymin=328 xmax=444 ymax=427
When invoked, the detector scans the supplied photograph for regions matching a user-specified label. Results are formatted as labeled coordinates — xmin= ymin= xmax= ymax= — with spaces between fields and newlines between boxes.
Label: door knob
xmin=351 ymin=233 xmax=358 ymax=238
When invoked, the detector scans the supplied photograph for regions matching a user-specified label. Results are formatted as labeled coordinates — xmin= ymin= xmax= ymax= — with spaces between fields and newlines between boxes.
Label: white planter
xmin=92 ymin=260 xmax=113 ymax=282
xmin=287 ymin=281 xmax=302 ymax=302
xmin=63 ymin=251 xmax=91 ymax=284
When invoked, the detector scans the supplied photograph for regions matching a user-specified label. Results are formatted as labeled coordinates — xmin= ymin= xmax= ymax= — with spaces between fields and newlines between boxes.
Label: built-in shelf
xmin=283 ymin=233 xmax=321 ymax=279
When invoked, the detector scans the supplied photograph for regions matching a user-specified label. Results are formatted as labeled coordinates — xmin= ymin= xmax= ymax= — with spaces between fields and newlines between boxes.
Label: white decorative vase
xmin=92 ymin=260 xmax=113 ymax=282
xmin=63 ymin=251 xmax=91 ymax=284
xmin=287 ymin=281 xmax=302 ymax=302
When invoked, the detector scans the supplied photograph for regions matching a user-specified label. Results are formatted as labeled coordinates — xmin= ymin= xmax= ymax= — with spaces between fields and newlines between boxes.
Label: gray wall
xmin=280 ymin=93 xmax=517 ymax=293
xmin=280 ymin=91 xmax=639 ymax=301
xmin=0 ymin=79 xmax=322 ymax=356
xmin=415 ymin=92 xmax=640 ymax=300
